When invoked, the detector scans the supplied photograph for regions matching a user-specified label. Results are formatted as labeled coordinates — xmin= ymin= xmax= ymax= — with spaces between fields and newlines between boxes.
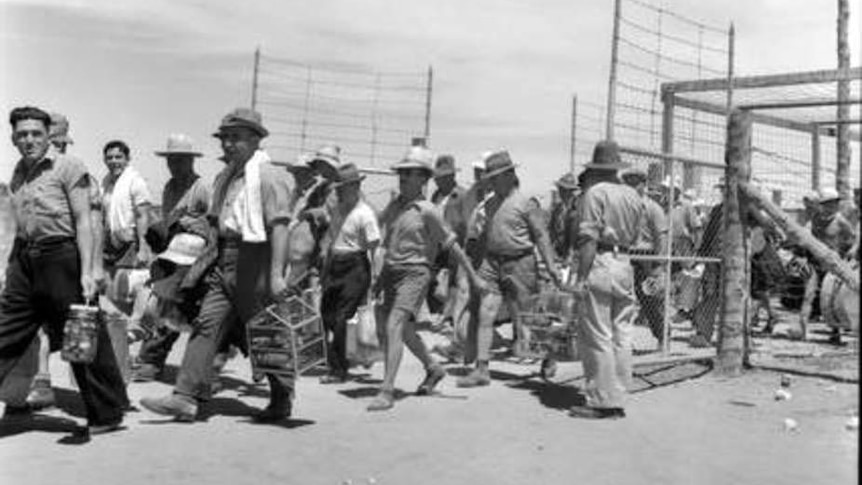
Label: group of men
xmin=0 ymin=102 xmax=710 ymax=442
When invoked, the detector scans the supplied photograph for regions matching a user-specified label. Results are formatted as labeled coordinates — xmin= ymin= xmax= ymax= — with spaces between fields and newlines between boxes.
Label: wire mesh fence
xmin=254 ymin=52 xmax=431 ymax=175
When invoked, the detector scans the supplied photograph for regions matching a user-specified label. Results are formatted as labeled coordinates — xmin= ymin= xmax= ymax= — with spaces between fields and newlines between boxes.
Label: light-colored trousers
xmin=577 ymin=252 xmax=637 ymax=409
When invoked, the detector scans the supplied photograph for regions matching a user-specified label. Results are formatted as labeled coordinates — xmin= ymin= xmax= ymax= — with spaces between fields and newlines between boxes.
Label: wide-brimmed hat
xmin=802 ymin=190 xmax=820 ymax=203
xmin=392 ymin=146 xmax=434 ymax=176
xmin=618 ymin=166 xmax=647 ymax=183
xmin=155 ymin=133 xmax=203 ymax=157
xmin=307 ymin=144 xmax=342 ymax=177
xmin=332 ymin=162 xmax=366 ymax=187
xmin=481 ymin=150 xmax=518 ymax=180
xmin=818 ymin=187 xmax=840 ymax=203
xmin=555 ymin=172 xmax=579 ymax=190
xmin=157 ymin=233 xmax=207 ymax=266
xmin=49 ymin=112 xmax=73 ymax=144
xmin=582 ymin=140 xmax=630 ymax=171
xmin=434 ymin=155 xmax=458 ymax=178
xmin=212 ymin=107 xmax=268 ymax=139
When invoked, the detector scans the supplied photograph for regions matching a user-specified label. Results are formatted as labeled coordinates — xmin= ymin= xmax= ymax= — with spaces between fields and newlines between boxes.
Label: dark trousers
xmin=321 ymin=252 xmax=371 ymax=376
xmin=137 ymin=327 xmax=181 ymax=367
xmin=0 ymin=239 xmax=127 ymax=425
xmin=174 ymin=240 xmax=293 ymax=401
xmin=693 ymin=263 xmax=722 ymax=341
xmin=633 ymin=261 xmax=664 ymax=342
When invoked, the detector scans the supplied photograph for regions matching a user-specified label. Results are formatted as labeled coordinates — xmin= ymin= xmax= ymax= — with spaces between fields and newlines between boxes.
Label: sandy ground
xmin=0 ymin=323 xmax=858 ymax=485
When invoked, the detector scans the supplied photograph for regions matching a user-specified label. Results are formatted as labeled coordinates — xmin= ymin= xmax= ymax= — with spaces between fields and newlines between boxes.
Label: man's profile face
xmin=104 ymin=147 xmax=129 ymax=178
xmin=12 ymin=119 xmax=50 ymax=163
xmin=218 ymin=127 xmax=259 ymax=164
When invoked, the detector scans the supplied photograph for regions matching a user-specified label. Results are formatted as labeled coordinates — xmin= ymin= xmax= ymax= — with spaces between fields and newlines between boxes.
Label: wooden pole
xmin=251 ymin=46 xmax=261 ymax=110
xmin=811 ymin=128 xmax=821 ymax=191
xmin=836 ymin=0 xmax=851 ymax=199
xmin=740 ymin=182 xmax=860 ymax=291
xmin=570 ymin=95 xmax=577 ymax=175
xmin=605 ymin=0 xmax=622 ymax=141
xmin=423 ymin=66 xmax=433 ymax=143
xmin=717 ymin=108 xmax=751 ymax=376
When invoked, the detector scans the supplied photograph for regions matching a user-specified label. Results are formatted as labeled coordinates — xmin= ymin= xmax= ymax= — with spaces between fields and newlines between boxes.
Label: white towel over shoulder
xmin=224 ymin=149 xmax=269 ymax=242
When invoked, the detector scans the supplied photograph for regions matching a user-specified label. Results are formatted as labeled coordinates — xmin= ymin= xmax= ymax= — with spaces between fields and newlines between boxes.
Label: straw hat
xmin=392 ymin=146 xmax=434 ymax=176
xmin=157 ymin=233 xmax=207 ymax=266
xmin=818 ymin=187 xmax=840 ymax=203
xmin=555 ymin=172 xmax=579 ymax=190
xmin=154 ymin=133 xmax=202 ymax=157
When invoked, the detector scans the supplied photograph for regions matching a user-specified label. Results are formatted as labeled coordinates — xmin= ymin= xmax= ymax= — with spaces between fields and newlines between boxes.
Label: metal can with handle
xmin=61 ymin=304 xmax=100 ymax=364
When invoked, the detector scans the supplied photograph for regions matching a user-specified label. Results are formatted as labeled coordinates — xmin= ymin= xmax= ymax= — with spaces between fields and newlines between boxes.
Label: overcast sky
xmin=1 ymin=0 xmax=859 ymax=200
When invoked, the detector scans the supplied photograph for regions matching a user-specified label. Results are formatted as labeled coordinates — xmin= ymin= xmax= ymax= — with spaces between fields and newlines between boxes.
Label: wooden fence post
xmin=718 ymin=109 xmax=751 ymax=375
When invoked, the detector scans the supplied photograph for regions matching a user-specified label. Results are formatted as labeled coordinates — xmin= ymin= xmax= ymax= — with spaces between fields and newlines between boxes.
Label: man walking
xmin=141 ymin=108 xmax=295 ymax=422
xmin=0 ymin=106 xmax=127 ymax=433
xmin=430 ymin=154 xmax=469 ymax=329
xmin=568 ymin=141 xmax=644 ymax=419
xmin=368 ymin=146 xmax=484 ymax=411
xmin=457 ymin=150 xmax=563 ymax=387
xmin=132 ymin=134 xmax=211 ymax=382
xmin=319 ymin=163 xmax=380 ymax=383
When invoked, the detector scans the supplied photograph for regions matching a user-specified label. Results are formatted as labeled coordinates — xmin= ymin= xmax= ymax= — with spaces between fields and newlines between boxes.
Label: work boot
xmin=255 ymin=384 xmax=293 ymax=422
xmin=456 ymin=368 xmax=491 ymax=388
xmin=130 ymin=363 xmax=161 ymax=383
xmin=140 ymin=394 xmax=197 ymax=422
xmin=416 ymin=366 xmax=446 ymax=396
xmin=25 ymin=376 xmax=56 ymax=410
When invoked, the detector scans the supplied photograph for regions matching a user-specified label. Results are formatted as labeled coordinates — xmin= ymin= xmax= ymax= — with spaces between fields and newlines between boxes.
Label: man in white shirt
xmin=319 ymin=163 xmax=381 ymax=383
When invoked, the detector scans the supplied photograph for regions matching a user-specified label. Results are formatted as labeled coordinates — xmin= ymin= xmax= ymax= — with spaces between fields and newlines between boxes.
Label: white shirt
xmin=328 ymin=200 xmax=381 ymax=255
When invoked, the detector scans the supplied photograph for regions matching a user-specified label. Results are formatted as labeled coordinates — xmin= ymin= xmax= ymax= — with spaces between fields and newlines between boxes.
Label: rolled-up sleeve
xmin=261 ymin=165 xmax=293 ymax=228
xmin=423 ymin=204 xmax=456 ymax=250
xmin=59 ymin=157 xmax=91 ymax=204
xmin=578 ymin=189 xmax=604 ymax=243
xmin=130 ymin=175 xmax=152 ymax=207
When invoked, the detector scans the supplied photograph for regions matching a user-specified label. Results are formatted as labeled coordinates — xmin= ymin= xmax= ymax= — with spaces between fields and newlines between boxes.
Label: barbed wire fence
xmin=251 ymin=49 xmax=432 ymax=209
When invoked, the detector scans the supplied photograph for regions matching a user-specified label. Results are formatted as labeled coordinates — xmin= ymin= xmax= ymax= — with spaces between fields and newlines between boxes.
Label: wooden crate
xmin=247 ymin=290 xmax=326 ymax=378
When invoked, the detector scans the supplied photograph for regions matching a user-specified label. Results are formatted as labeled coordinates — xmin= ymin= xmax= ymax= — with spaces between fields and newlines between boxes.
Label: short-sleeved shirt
xmin=102 ymin=167 xmax=152 ymax=243
xmin=328 ymin=200 xmax=381 ymax=255
xmin=484 ymin=189 xmax=537 ymax=257
xmin=431 ymin=185 xmax=469 ymax=244
xmin=636 ymin=195 xmax=668 ymax=253
xmin=9 ymin=151 xmax=89 ymax=242
xmin=215 ymin=162 xmax=293 ymax=237
xmin=577 ymin=182 xmax=645 ymax=248
xmin=380 ymin=195 xmax=455 ymax=267
xmin=162 ymin=175 xmax=210 ymax=230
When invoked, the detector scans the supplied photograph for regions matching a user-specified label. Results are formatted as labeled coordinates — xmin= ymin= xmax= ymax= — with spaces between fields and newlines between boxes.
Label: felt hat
xmin=392 ymin=146 xmax=434 ymax=176
xmin=49 ymin=112 xmax=73 ymax=144
xmin=331 ymin=162 xmax=366 ymax=187
xmin=155 ymin=133 xmax=203 ymax=157
xmin=582 ymin=140 xmax=630 ymax=171
xmin=555 ymin=172 xmax=579 ymax=190
xmin=481 ymin=150 xmax=518 ymax=180
xmin=434 ymin=154 xmax=458 ymax=178
xmin=212 ymin=107 xmax=268 ymax=139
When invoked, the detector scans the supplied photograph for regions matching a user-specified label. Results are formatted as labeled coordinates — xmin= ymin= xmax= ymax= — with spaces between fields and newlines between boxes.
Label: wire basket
xmin=518 ymin=290 xmax=578 ymax=364
xmin=247 ymin=290 xmax=326 ymax=378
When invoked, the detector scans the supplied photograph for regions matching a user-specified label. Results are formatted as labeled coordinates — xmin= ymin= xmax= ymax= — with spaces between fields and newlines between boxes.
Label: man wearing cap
xmin=319 ymin=163 xmax=381 ymax=383
xmin=549 ymin=172 xmax=580 ymax=264
xmin=620 ymin=166 xmax=668 ymax=347
xmin=568 ymin=141 xmax=644 ymax=419
xmin=141 ymin=107 xmax=295 ymax=422
xmin=0 ymin=106 xmax=127 ymax=433
xmin=368 ymin=146 xmax=485 ymax=411
xmin=101 ymin=139 xmax=153 ymax=273
xmin=131 ymin=134 xmax=212 ymax=382
xmin=457 ymin=150 xmax=563 ymax=387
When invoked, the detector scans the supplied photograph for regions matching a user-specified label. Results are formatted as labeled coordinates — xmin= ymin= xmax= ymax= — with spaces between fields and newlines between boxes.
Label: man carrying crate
xmin=568 ymin=141 xmax=644 ymax=420
xmin=140 ymin=108 xmax=295 ymax=423
xmin=457 ymin=150 xmax=563 ymax=388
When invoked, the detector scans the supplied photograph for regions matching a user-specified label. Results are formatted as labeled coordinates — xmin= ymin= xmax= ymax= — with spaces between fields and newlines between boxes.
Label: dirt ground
xmin=0 ymin=322 xmax=858 ymax=485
